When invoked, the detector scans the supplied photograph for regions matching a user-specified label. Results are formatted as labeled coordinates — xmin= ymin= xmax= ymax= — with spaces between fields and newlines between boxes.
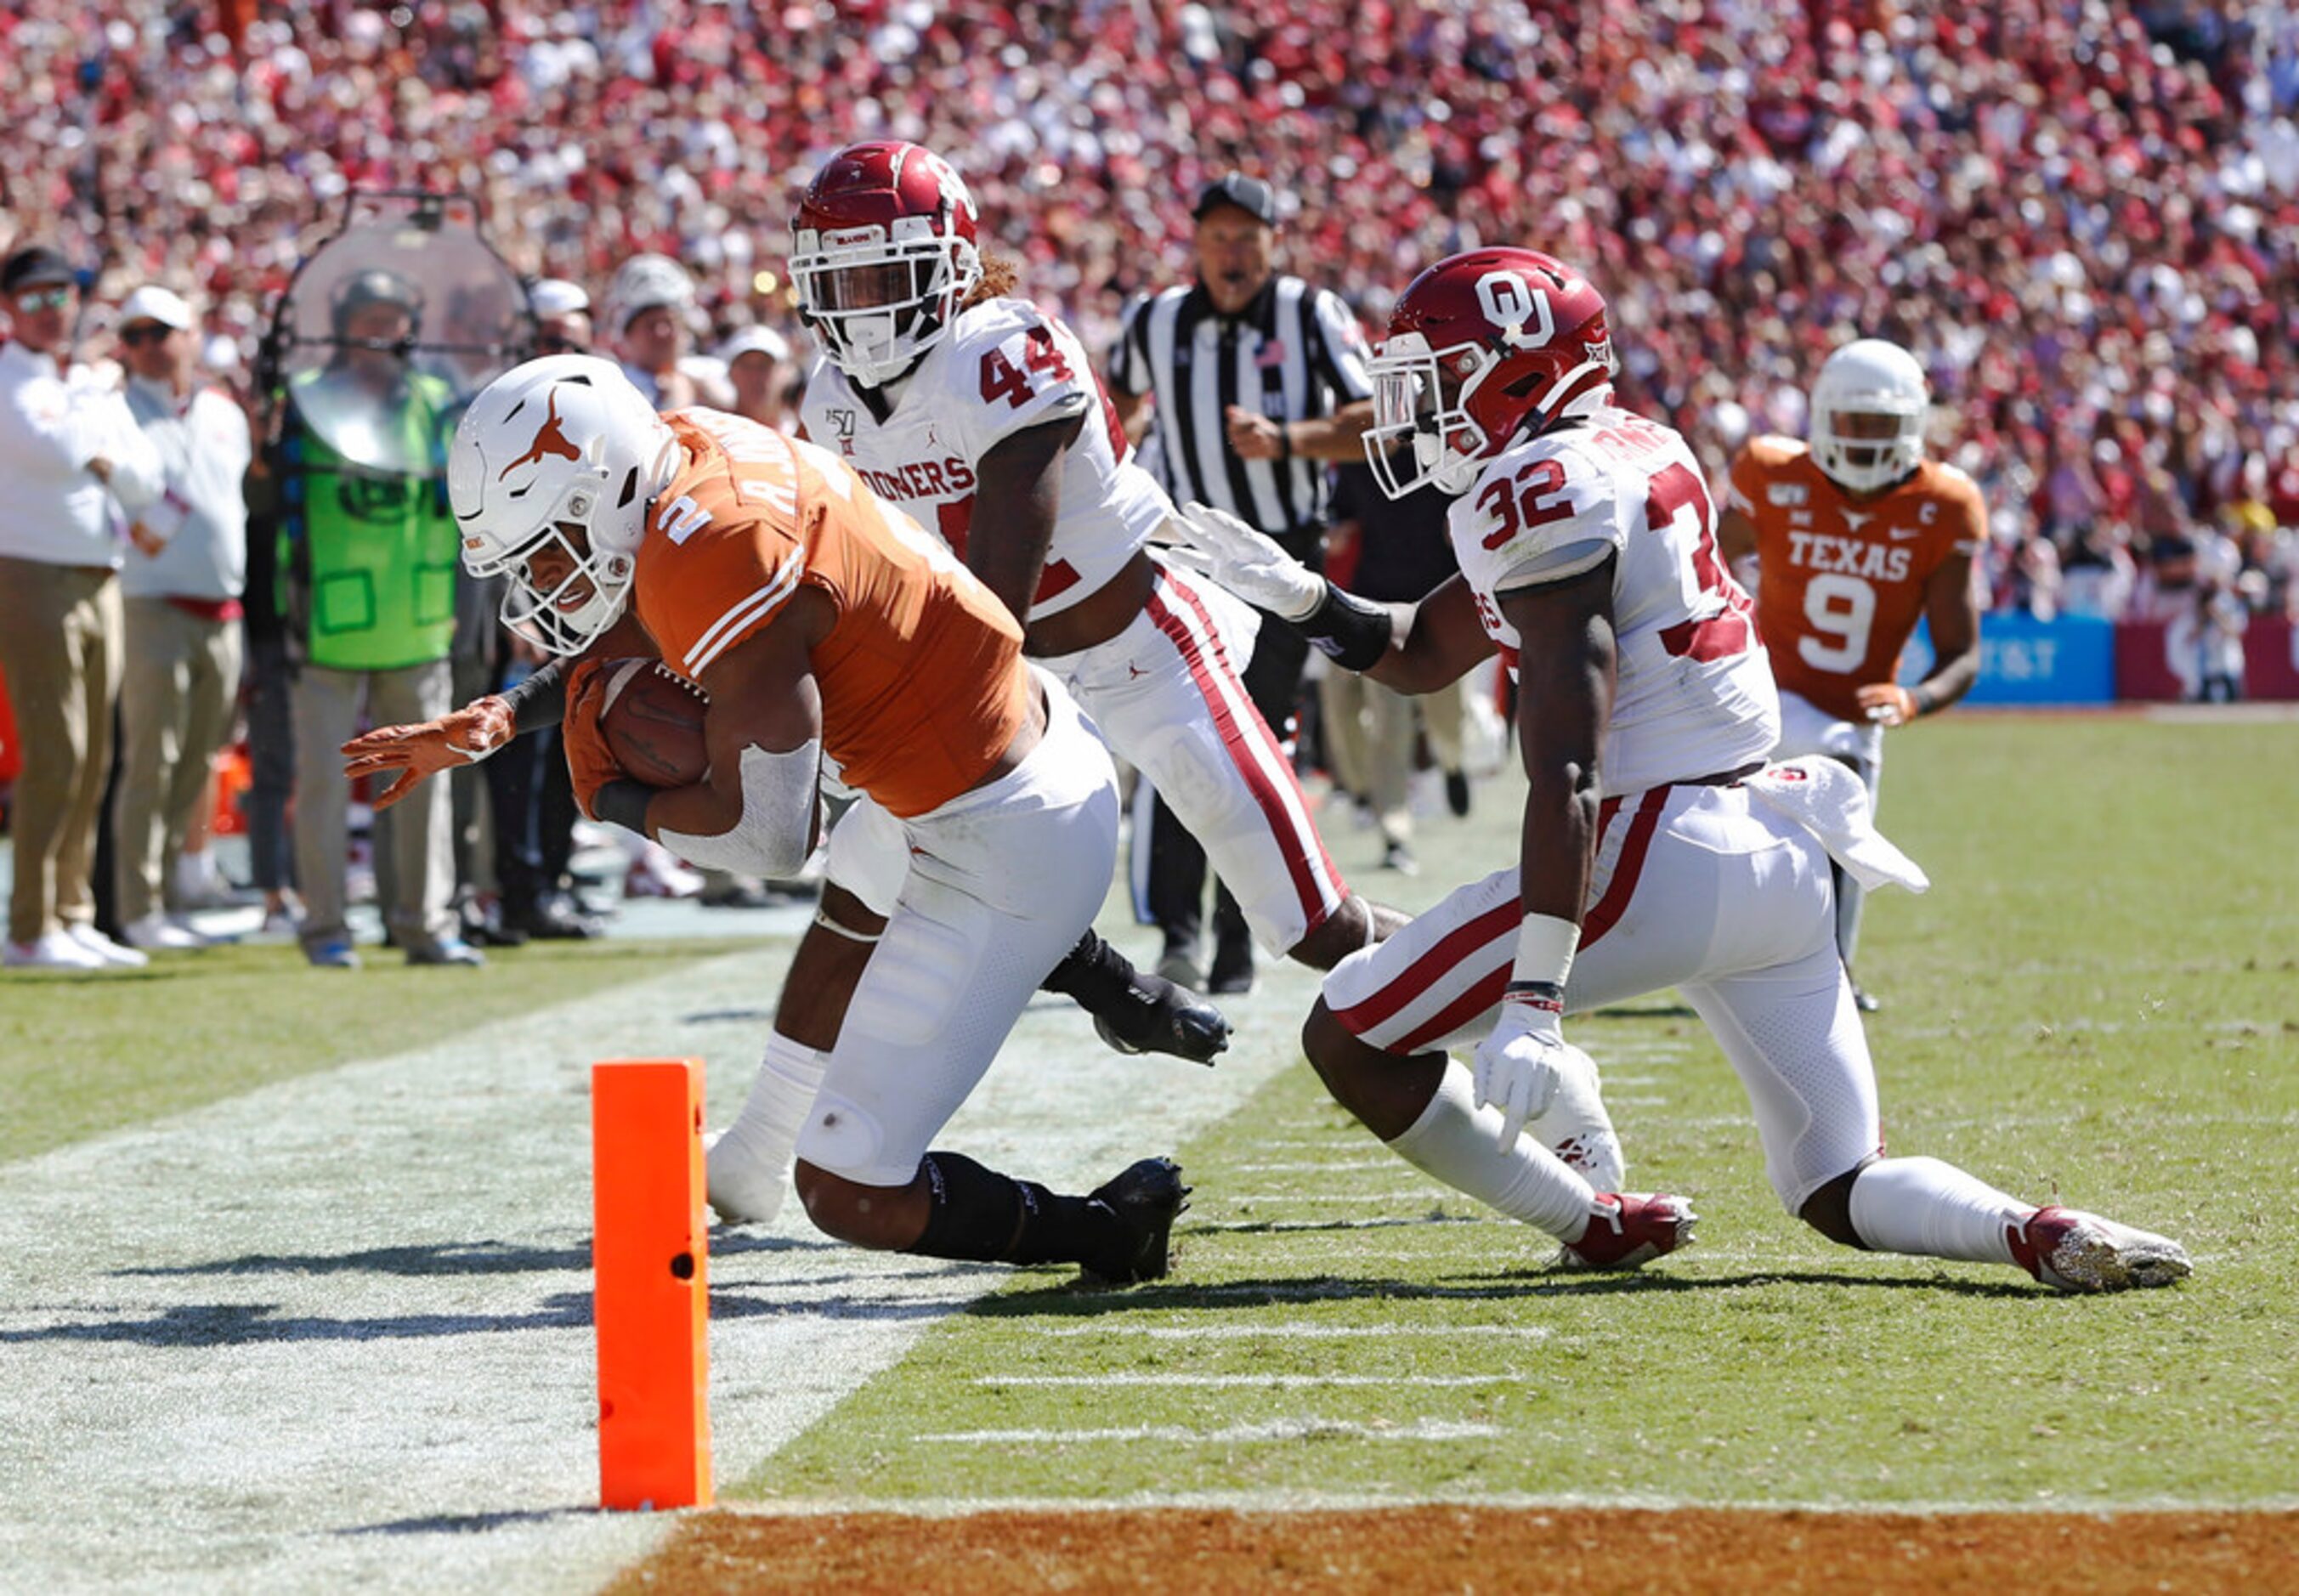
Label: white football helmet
xmin=448 ymin=355 xmax=680 ymax=655
xmin=1809 ymin=339 xmax=1928 ymax=495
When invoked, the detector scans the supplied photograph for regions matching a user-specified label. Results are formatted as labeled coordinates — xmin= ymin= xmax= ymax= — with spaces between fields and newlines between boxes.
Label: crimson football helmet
xmin=1362 ymin=248 xmax=1616 ymax=499
xmin=790 ymin=140 xmax=982 ymax=388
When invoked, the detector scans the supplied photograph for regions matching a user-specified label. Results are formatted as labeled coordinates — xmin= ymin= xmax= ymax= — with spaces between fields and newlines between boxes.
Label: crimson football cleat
xmin=2007 ymin=1205 xmax=2192 ymax=1293
xmin=1557 ymin=1193 xmax=1696 ymax=1271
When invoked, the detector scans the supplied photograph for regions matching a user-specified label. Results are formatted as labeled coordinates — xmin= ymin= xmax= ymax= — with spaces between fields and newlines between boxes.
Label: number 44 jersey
xmin=1448 ymin=406 xmax=1780 ymax=798
xmin=1727 ymin=434 xmax=1985 ymax=723
xmin=799 ymin=296 xmax=1171 ymax=623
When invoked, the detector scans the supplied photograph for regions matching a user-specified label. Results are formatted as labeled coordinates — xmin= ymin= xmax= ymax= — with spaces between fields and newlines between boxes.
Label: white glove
xmin=1473 ymin=994 xmax=1571 ymax=1151
xmin=1168 ymin=501 xmax=1325 ymax=622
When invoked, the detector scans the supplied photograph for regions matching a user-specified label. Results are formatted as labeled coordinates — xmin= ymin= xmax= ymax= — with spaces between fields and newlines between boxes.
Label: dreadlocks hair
xmin=961 ymin=252 xmax=1019 ymax=310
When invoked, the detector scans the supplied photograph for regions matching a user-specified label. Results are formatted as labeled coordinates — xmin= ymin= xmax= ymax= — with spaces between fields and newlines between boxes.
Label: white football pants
xmin=1772 ymin=687 xmax=1884 ymax=965
xmin=1321 ymin=779 xmax=1880 ymax=1213
xmin=796 ymin=671 xmax=1118 ymax=1187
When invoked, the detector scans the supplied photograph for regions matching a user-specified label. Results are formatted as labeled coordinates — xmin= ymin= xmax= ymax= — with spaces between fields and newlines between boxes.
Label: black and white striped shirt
xmin=1107 ymin=274 xmax=1373 ymax=545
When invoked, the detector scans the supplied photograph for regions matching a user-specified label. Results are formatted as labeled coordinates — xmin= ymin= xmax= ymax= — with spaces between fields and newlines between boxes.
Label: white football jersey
xmin=800 ymin=297 xmax=1172 ymax=622
xmin=1448 ymin=405 xmax=1780 ymax=797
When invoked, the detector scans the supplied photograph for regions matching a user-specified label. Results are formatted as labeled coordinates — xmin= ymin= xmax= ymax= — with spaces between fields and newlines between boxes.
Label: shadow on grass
xmin=968 ymin=1265 xmax=2046 ymax=1321
xmin=343 ymin=1506 xmax=592 ymax=1537
xmin=110 ymin=1229 xmax=830 ymax=1280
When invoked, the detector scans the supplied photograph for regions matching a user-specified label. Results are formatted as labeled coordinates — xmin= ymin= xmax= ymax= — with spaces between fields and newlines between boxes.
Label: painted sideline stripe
xmin=710 ymin=1489 xmax=2299 ymax=1520
xmin=974 ymin=1375 xmax=1514 ymax=1389
xmin=1023 ymin=1324 xmax=1553 ymax=1340
xmin=918 ymin=1419 xmax=1502 ymax=1445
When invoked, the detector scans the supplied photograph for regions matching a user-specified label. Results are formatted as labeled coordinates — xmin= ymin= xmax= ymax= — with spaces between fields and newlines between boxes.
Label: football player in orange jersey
xmin=343 ymin=355 xmax=1188 ymax=1282
xmin=1718 ymin=339 xmax=1984 ymax=1010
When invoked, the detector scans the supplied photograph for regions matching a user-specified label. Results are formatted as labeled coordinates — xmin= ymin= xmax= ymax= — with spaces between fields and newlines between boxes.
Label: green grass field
xmin=750 ymin=714 xmax=2298 ymax=1510
xmin=4 ymin=713 xmax=2293 ymax=1596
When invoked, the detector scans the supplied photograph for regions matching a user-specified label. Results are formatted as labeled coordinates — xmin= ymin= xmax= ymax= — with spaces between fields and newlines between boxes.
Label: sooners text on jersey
xmin=1448 ymin=406 xmax=1779 ymax=797
xmin=800 ymin=297 xmax=1171 ymax=622
xmin=633 ymin=408 xmax=1031 ymax=818
xmin=1729 ymin=436 xmax=1985 ymax=722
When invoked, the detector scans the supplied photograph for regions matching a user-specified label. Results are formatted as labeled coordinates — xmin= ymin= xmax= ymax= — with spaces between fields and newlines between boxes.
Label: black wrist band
xmin=1276 ymin=425 xmax=1294 ymax=462
xmin=501 ymin=659 xmax=571 ymax=735
xmin=592 ymin=778 xmax=654 ymax=835
xmin=1911 ymin=683 xmax=1938 ymax=716
xmin=1300 ymin=580 xmax=1393 ymax=673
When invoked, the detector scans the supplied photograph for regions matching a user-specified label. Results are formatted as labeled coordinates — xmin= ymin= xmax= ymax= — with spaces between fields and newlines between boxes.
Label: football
xmin=597 ymin=659 xmax=711 ymax=789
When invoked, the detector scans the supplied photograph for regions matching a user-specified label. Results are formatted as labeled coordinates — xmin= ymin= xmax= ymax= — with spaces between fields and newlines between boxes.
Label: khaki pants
xmin=291 ymin=659 xmax=454 ymax=954
xmin=0 ymin=557 xmax=122 ymax=945
xmin=112 ymin=598 xmax=243 ymax=924
xmin=1317 ymin=668 xmax=1466 ymax=848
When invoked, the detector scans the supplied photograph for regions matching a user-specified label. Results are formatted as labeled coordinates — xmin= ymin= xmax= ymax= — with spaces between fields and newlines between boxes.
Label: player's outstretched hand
xmin=341 ymin=696 xmax=515 ymax=811
xmin=1168 ymin=501 xmax=1326 ymax=622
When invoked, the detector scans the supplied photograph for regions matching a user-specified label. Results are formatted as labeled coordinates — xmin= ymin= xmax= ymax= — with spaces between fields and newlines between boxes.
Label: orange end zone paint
xmin=591 ymin=1059 xmax=712 ymax=1510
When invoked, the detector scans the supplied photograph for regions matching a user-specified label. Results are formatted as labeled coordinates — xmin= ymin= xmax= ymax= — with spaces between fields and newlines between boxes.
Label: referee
xmin=1107 ymin=173 xmax=1374 ymax=993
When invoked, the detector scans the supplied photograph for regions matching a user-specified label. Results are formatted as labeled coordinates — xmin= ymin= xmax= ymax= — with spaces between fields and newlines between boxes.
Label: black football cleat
xmin=1080 ymin=1157 xmax=1191 ymax=1284
xmin=1091 ymin=970 xmax=1232 ymax=1066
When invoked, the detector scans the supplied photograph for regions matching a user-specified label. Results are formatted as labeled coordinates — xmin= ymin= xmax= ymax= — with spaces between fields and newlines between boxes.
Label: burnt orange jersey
xmin=633 ymin=409 xmax=1031 ymax=818
xmin=1728 ymin=435 xmax=1985 ymax=722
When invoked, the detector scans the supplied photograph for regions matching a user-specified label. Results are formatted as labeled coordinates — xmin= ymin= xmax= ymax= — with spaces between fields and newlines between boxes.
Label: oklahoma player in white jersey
xmin=704 ymin=141 xmax=1400 ymax=1225
xmin=1180 ymin=248 xmax=2187 ymax=1290
xmin=1718 ymin=339 xmax=1985 ymax=1011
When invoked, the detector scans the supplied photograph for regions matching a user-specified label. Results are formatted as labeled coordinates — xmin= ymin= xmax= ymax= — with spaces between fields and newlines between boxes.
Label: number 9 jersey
xmin=1726 ymin=434 xmax=1986 ymax=723
xmin=1449 ymin=406 xmax=1779 ymax=797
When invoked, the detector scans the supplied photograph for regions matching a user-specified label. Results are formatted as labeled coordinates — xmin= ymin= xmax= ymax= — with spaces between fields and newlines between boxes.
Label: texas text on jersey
xmin=1449 ymin=405 xmax=1780 ymax=797
xmin=1727 ymin=436 xmax=1986 ymax=724
xmin=799 ymin=296 xmax=1170 ymax=620
xmin=634 ymin=406 xmax=1032 ymax=818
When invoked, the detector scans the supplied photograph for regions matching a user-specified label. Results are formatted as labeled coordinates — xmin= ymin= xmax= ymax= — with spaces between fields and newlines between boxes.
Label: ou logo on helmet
xmin=1476 ymin=270 xmax=1554 ymax=350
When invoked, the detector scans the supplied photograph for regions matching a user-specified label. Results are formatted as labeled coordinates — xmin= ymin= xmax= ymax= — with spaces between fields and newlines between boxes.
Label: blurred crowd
xmin=7 ymin=0 xmax=2298 ymax=618
xmin=3 ymin=0 xmax=2297 ymax=968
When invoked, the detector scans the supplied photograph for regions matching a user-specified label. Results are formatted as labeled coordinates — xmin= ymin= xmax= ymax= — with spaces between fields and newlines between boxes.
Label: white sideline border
xmin=0 ymin=941 xmax=1312 ymax=1596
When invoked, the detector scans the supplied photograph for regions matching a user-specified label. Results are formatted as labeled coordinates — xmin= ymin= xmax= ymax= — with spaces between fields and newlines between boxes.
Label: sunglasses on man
xmin=11 ymin=286 xmax=73 ymax=312
xmin=121 ymin=323 xmax=178 ymax=347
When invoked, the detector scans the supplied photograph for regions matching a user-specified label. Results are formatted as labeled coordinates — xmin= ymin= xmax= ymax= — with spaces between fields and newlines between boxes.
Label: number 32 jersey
xmin=1727 ymin=435 xmax=1985 ymax=722
xmin=799 ymin=297 xmax=1172 ymax=623
xmin=1448 ymin=406 xmax=1779 ymax=798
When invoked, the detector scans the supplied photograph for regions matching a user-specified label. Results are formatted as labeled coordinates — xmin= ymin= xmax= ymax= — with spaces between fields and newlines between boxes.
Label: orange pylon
xmin=591 ymin=1059 xmax=712 ymax=1510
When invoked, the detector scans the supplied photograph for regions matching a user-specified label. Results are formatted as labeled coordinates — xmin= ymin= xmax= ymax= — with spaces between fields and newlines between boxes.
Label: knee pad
xmin=794 ymin=1089 xmax=892 ymax=1186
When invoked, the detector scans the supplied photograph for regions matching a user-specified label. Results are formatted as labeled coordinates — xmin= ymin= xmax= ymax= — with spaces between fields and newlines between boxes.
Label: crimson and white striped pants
xmin=1047 ymin=557 xmax=1348 ymax=955
xmin=1321 ymin=781 xmax=1882 ymax=1211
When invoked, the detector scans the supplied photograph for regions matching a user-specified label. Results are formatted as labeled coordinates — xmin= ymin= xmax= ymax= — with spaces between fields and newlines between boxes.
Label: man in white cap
xmin=110 ymin=285 xmax=252 ymax=951
xmin=0 ymin=244 xmax=164 ymax=970
xmin=604 ymin=253 xmax=729 ymax=410
xmin=528 ymin=278 xmax=592 ymax=356
xmin=716 ymin=323 xmax=796 ymax=434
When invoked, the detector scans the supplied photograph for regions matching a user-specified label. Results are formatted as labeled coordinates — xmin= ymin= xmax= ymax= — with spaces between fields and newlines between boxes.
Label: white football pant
xmin=796 ymin=671 xmax=1118 ymax=1187
xmin=1322 ymin=779 xmax=1880 ymax=1213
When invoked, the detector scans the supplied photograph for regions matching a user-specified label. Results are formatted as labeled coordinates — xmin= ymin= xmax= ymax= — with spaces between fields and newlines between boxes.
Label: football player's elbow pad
xmin=657 ymin=740 xmax=820 ymax=878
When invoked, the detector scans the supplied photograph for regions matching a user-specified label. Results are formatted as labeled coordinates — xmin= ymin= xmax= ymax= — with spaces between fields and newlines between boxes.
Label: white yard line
xmin=973 ymin=1374 xmax=1514 ymax=1388
xmin=0 ymin=945 xmax=1303 ymax=1596
xmin=916 ymin=1419 xmax=1503 ymax=1445
xmin=1022 ymin=1323 xmax=1552 ymax=1340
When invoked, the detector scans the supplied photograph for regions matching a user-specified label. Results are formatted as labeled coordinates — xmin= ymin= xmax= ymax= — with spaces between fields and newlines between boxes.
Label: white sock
xmin=1387 ymin=1060 xmax=1597 ymax=1242
xmin=706 ymin=1033 xmax=830 ymax=1223
xmin=1847 ymin=1155 xmax=2032 ymax=1265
